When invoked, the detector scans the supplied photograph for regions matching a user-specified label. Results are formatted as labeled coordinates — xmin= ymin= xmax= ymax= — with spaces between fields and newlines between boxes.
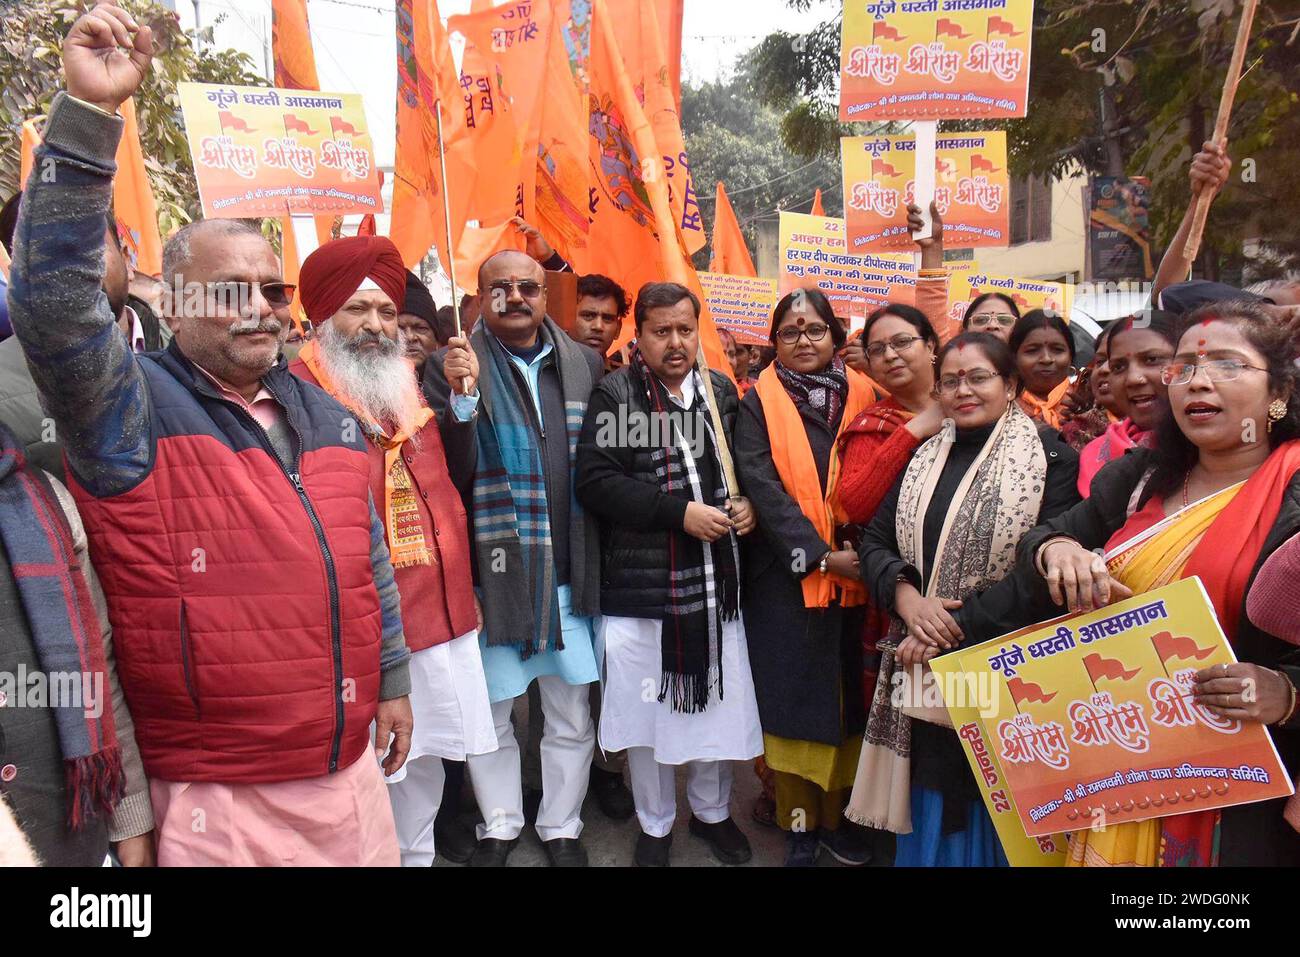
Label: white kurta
xmin=596 ymin=615 xmax=764 ymax=766
xmin=387 ymin=629 xmax=498 ymax=782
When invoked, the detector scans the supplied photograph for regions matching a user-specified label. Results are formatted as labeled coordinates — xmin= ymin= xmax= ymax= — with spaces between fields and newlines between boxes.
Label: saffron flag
xmin=391 ymin=0 xmax=473 ymax=272
xmin=448 ymin=1 xmax=555 ymax=287
xmin=18 ymin=119 xmax=40 ymax=189
xmin=271 ymin=0 xmax=320 ymax=91
xmin=1083 ymin=652 xmax=1141 ymax=684
xmin=811 ymin=188 xmax=825 ymax=216
xmin=608 ymin=0 xmax=704 ymax=256
xmin=528 ymin=0 xmax=595 ymax=272
xmin=22 ymin=106 xmax=162 ymax=276
xmin=1151 ymin=631 xmax=1215 ymax=666
xmin=657 ymin=0 xmax=684 ymax=112
xmin=586 ymin=0 xmax=729 ymax=377
xmin=271 ymin=0 xmax=334 ymax=256
xmin=1007 ymin=676 xmax=1057 ymax=707
xmin=708 ymin=181 xmax=756 ymax=278
xmin=114 ymin=99 xmax=163 ymax=276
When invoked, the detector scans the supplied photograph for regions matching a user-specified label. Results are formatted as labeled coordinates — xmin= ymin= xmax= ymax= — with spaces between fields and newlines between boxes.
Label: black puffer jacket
xmin=575 ymin=364 xmax=740 ymax=619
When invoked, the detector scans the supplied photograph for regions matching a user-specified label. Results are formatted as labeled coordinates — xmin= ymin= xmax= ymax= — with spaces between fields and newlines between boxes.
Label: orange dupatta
xmin=297 ymin=340 xmax=436 ymax=567
xmin=1018 ymin=378 xmax=1072 ymax=430
xmin=755 ymin=364 xmax=873 ymax=608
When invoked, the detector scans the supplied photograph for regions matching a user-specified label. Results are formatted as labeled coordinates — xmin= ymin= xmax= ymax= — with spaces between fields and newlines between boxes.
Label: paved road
xmin=434 ymin=698 xmax=894 ymax=868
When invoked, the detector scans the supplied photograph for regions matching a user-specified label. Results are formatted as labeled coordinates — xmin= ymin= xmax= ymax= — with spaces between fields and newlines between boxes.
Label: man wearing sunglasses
xmin=424 ymin=249 xmax=606 ymax=867
xmin=8 ymin=5 xmax=413 ymax=866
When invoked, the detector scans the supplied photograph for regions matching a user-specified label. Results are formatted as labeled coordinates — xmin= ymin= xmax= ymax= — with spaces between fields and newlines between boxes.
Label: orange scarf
xmin=1017 ymin=377 xmax=1072 ymax=430
xmin=1184 ymin=439 xmax=1300 ymax=644
xmin=298 ymin=340 xmax=436 ymax=568
xmin=755 ymin=364 xmax=872 ymax=608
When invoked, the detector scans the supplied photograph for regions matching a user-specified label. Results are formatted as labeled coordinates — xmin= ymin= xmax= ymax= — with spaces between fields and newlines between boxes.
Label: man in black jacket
xmin=575 ymin=282 xmax=764 ymax=867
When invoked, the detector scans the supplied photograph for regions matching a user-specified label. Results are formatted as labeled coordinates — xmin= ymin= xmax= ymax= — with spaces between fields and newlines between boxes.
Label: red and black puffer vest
xmin=68 ymin=343 xmax=383 ymax=784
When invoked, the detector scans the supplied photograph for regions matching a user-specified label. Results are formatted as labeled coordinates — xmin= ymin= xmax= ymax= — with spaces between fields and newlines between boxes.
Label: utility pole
xmin=1098 ymin=82 xmax=1125 ymax=178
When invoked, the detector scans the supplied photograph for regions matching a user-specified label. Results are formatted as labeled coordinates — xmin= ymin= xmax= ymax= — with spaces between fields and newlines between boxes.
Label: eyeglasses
xmin=866 ymin=334 xmax=924 ymax=360
xmin=487 ymin=279 xmax=544 ymax=299
xmin=1160 ymin=359 xmax=1268 ymax=386
xmin=970 ymin=312 xmax=1017 ymax=328
xmin=206 ymin=281 xmax=296 ymax=310
xmin=936 ymin=369 xmax=1002 ymax=394
xmin=775 ymin=322 xmax=831 ymax=345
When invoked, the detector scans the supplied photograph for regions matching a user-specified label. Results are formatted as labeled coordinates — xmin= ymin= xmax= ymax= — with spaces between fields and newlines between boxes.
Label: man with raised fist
xmin=7 ymin=4 xmax=412 ymax=866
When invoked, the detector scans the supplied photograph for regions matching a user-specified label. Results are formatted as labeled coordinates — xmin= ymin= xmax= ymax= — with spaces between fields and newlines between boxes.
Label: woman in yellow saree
xmin=1014 ymin=302 xmax=1300 ymax=866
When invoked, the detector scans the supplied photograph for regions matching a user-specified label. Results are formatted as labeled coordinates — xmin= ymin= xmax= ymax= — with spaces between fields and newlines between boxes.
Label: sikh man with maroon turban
xmin=292 ymin=236 xmax=498 ymax=867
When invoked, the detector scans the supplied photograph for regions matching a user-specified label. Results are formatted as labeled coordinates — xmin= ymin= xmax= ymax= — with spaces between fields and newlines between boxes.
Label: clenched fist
xmin=63 ymin=4 xmax=153 ymax=115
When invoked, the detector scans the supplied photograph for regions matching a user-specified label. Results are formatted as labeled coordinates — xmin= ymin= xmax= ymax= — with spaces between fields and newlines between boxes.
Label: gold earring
xmin=1267 ymin=398 xmax=1288 ymax=432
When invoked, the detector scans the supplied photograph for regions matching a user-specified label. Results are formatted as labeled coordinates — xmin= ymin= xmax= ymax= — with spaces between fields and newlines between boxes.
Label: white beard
xmin=316 ymin=321 xmax=425 ymax=440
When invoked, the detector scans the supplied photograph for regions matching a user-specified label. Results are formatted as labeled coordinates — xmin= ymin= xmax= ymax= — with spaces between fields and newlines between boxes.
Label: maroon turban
xmin=299 ymin=236 xmax=407 ymax=324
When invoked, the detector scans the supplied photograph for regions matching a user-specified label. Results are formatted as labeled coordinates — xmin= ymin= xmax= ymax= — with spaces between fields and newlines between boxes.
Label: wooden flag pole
xmin=1182 ymin=0 xmax=1259 ymax=263
xmin=433 ymin=98 xmax=469 ymax=396
xmin=433 ymin=99 xmax=462 ymax=341
xmin=694 ymin=348 xmax=742 ymax=501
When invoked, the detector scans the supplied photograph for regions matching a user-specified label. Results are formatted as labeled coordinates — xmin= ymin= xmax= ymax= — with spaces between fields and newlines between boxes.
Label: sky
xmin=177 ymin=0 xmax=837 ymax=168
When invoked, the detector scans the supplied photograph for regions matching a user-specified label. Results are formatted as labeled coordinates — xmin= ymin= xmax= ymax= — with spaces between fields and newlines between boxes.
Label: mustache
xmin=228 ymin=318 xmax=282 ymax=336
xmin=342 ymin=330 xmax=397 ymax=353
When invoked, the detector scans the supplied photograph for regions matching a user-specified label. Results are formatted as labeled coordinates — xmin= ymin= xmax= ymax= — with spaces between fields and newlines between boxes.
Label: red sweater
xmin=837 ymin=399 xmax=921 ymax=525
xmin=291 ymin=360 xmax=477 ymax=652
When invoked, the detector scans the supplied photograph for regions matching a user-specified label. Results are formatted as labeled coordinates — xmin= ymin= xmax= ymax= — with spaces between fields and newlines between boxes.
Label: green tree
xmin=682 ymin=73 xmax=844 ymax=272
xmin=748 ymin=0 xmax=1300 ymax=279
xmin=1 ymin=0 xmax=265 ymax=237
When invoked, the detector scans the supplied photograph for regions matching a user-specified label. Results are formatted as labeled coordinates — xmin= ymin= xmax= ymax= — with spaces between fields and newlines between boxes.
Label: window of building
xmin=1010 ymin=175 xmax=1052 ymax=245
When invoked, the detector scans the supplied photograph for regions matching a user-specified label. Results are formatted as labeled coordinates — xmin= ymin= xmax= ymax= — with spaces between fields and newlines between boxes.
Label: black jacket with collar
xmin=575 ymin=364 xmax=739 ymax=620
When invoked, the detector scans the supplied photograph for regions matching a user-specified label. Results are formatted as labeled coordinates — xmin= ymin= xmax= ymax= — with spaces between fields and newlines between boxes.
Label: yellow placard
xmin=942 ymin=269 xmax=1073 ymax=335
xmin=841 ymin=131 xmax=1010 ymax=252
xmin=778 ymin=212 xmax=917 ymax=323
xmin=939 ymin=578 xmax=1293 ymax=841
xmin=177 ymin=82 xmax=383 ymax=220
xmin=698 ymin=273 xmax=779 ymax=346
xmin=929 ymin=653 xmax=1069 ymax=866
xmin=840 ymin=0 xmax=1035 ymax=121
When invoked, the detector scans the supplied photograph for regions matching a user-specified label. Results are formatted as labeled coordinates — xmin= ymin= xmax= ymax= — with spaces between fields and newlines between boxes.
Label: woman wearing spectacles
xmin=1010 ymin=310 xmax=1076 ymax=430
xmin=1021 ymin=301 xmax=1300 ymax=867
xmin=846 ymin=331 xmax=1081 ymax=865
xmin=962 ymin=293 xmax=1021 ymax=342
xmin=734 ymin=288 xmax=880 ymax=866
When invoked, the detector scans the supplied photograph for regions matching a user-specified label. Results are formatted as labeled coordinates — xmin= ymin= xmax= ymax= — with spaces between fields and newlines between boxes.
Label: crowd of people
xmin=2 ymin=4 xmax=1300 ymax=869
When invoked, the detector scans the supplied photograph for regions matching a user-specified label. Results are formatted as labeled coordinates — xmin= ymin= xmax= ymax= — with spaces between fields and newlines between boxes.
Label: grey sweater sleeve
xmin=46 ymin=475 xmax=153 ymax=841
xmin=7 ymin=93 xmax=150 ymax=499
xmin=368 ymin=493 xmax=411 ymax=700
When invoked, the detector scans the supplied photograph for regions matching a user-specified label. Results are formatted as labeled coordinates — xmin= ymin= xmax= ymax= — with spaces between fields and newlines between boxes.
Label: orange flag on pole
xmin=448 ymin=2 xmax=558 ymax=287
xmin=271 ymin=0 xmax=332 ymax=257
xmin=587 ymin=0 xmax=730 ymax=378
xmin=18 ymin=119 xmax=41 ymax=188
xmin=708 ymin=181 xmax=756 ymax=277
xmin=657 ymin=0 xmax=684 ymax=112
xmin=114 ymin=99 xmax=163 ymax=276
xmin=391 ymin=0 xmax=473 ymax=272
xmin=271 ymin=0 xmax=320 ymax=91
xmin=608 ymin=0 xmax=704 ymax=256
xmin=462 ymin=0 xmax=595 ymax=273
xmin=811 ymin=188 xmax=826 ymax=216
xmin=21 ymin=108 xmax=162 ymax=276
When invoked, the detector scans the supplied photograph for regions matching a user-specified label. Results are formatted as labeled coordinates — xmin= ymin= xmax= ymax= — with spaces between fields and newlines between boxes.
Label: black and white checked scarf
xmin=629 ymin=347 xmax=740 ymax=713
